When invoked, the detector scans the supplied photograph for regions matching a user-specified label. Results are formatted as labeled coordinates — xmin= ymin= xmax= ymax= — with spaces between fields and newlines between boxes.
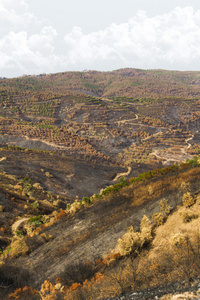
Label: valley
xmin=1 ymin=69 xmax=200 ymax=299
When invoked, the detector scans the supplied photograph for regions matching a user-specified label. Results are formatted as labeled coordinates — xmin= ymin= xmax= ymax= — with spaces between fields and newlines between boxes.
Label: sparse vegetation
xmin=2 ymin=69 xmax=200 ymax=299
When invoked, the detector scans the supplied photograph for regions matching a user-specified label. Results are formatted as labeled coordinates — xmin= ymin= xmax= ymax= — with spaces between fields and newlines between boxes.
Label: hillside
xmin=1 ymin=69 xmax=200 ymax=174
xmin=1 ymin=69 xmax=200 ymax=299
xmin=1 ymin=159 xmax=200 ymax=299
xmin=0 ymin=147 xmax=125 ymax=198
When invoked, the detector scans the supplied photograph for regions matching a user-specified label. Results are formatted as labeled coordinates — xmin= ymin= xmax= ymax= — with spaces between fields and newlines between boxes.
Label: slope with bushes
xmin=1 ymin=158 xmax=200 ymax=299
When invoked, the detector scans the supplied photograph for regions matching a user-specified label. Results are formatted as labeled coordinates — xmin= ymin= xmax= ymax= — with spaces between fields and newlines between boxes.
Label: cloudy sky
xmin=0 ymin=0 xmax=200 ymax=77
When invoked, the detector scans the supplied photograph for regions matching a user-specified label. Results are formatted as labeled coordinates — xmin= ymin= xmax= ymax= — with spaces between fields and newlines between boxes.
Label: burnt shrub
xmin=61 ymin=261 xmax=96 ymax=286
xmin=0 ymin=262 xmax=31 ymax=291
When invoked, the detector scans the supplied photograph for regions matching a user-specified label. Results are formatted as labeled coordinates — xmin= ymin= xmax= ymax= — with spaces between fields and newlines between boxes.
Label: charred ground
xmin=1 ymin=69 xmax=200 ymax=299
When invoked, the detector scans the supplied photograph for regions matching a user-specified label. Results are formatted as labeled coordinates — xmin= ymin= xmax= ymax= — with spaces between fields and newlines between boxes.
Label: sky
xmin=1 ymin=0 xmax=200 ymax=78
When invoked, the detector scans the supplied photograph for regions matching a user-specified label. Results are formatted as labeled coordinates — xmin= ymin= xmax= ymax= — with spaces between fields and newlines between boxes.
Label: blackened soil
xmin=0 ymin=149 xmax=125 ymax=198
xmin=7 ymin=167 xmax=200 ymax=290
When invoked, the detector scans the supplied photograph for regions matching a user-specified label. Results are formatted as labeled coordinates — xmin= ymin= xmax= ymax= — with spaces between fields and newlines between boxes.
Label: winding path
xmin=24 ymin=135 xmax=71 ymax=150
xmin=185 ymin=135 xmax=194 ymax=149
xmin=116 ymin=114 xmax=138 ymax=125
xmin=113 ymin=166 xmax=132 ymax=182
xmin=0 ymin=157 xmax=6 ymax=162
xmin=12 ymin=218 xmax=29 ymax=233
xmin=150 ymin=134 xmax=194 ymax=165
xmin=150 ymin=149 xmax=174 ymax=165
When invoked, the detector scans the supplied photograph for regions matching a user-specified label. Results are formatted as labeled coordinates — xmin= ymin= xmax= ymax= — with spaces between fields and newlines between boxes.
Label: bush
xmin=68 ymin=200 xmax=82 ymax=213
xmin=101 ymin=186 xmax=114 ymax=196
xmin=29 ymin=215 xmax=43 ymax=227
xmin=119 ymin=176 xmax=129 ymax=186
xmin=61 ymin=261 xmax=96 ymax=286
xmin=15 ymin=230 xmax=23 ymax=238
xmin=114 ymin=226 xmax=141 ymax=257
xmin=182 ymin=192 xmax=196 ymax=208
xmin=186 ymin=156 xmax=199 ymax=167
xmin=21 ymin=176 xmax=35 ymax=196
xmin=31 ymin=201 xmax=39 ymax=210
xmin=159 ymin=199 xmax=171 ymax=217
xmin=82 ymin=197 xmax=92 ymax=205
xmin=152 ymin=212 xmax=164 ymax=226
xmin=140 ymin=215 xmax=152 ymax=246
xmin=182 ymin=211 xmax=199 ymax=223
xmin=111 ymin=215 xmax=153 ymax=260
xmin=7 ymin=240 xmax=29 ymax=258
xmin=170 ymin=232 xmax=186 ymax=246
xmin=8 ymin=286 xmax=40 ymax=300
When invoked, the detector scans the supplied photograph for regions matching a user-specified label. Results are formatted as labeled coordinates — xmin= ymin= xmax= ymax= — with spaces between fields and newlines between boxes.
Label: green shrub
xmin=168 ymin=164 xmax=179 ymax=172
xmin=21 ymin=176 xmax=35 ymax=195
xmin=119 ymin=176 xmax=129 ymax=186
xmin=82 ymin=197 xmax=91 ymax=205
xmin=29 ymin=215 xmax=43 ymax=227
xmin=101 ymin=179 xmax=129 ymax=196
xmin=15 ymin=230 xmax=23 ymax=238
xmin=101 ymin=186 xmax=114 ymax=196
xmin=186 ymin=156 xmax=199 ymax=167
xmin=129 ymin=164 xmax=179 ymax=185
xmin=31 ymin=201 xmax=39 ymax=210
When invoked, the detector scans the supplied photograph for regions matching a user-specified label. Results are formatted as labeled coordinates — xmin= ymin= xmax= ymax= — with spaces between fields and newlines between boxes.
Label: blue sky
xmin=0 ymin=0 xmax=200 ymax=77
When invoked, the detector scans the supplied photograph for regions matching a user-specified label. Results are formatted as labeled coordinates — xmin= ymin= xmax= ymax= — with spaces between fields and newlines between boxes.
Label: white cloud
xmin=1 ymin=4 xmax=200 ymax=77
xmin=0 ymin=0 xmax=38 ymax=33
xmin=0 ymin=27 xmax=59 ymax=76
xmin=63 ymin=6 xmax=200 ymax=71
xmin=0 ymin=0 xmax=59 ymax=76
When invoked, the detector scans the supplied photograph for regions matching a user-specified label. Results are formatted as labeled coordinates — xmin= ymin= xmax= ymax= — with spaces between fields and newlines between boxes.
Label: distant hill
xmin=2 ymin=68 xmax=200 ymax=98
xmin=1 ymin=68 xmax=200 ymax=174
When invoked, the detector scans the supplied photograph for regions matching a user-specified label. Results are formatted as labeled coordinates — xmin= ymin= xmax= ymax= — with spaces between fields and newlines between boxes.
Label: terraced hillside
xmin=1 ymin=69 xmax=200 ymax=176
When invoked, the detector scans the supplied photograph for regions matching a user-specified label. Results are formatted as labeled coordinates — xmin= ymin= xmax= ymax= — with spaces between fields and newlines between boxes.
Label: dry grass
xmin=134 ymin=193 xmax=200 ymax=290
xmin=149 ymin=198 xmax=200 ymax=260
xmin=6 ymin=239 xmax=29 ymax=259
